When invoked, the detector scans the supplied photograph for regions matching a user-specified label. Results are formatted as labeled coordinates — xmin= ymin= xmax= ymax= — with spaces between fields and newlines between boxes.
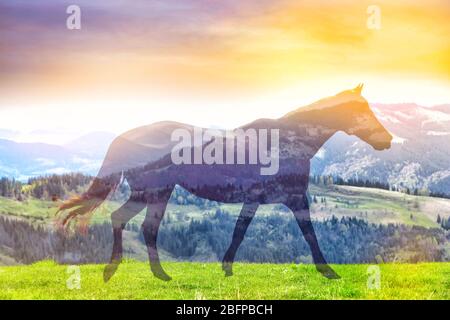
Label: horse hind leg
xmin=142 ymin=200 xmax=172 ymax=281
xmin=104 ymin=198 xmax=147 ymax=282
xmin=222 ymin=202 xmax=259 ymax=276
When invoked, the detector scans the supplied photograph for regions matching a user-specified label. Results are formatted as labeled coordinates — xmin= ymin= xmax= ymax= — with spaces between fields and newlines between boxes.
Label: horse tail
xmin=57 ymin=155 xmax=122 ymax=230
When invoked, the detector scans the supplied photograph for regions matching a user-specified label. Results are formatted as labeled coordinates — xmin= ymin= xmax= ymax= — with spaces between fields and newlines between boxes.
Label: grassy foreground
xmin=0 ymin=261 xmax=449 ymax=300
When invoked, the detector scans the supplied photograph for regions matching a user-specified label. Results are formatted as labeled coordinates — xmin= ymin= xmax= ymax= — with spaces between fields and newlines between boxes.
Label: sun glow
xmin=0 ymin=0 xmax=449 ymax=141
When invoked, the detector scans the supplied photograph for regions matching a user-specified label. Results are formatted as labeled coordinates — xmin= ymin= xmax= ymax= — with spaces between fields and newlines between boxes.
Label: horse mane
xmin=281 ymin=85 xmax=366 ymax=119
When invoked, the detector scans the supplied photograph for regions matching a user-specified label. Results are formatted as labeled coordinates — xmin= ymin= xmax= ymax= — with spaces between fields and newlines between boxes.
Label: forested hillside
xmin=0 ymin=210 xmax=448 ymax=266
xmin=0 ymin=173 xmax=91 ymax=201
xmin=0 ymin=173 xmax=449 ymax=266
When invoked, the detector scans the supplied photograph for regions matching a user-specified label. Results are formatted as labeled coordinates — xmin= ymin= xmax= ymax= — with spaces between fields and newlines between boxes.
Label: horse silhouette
xmin=58 ymin=84 xmax=392 ymax=282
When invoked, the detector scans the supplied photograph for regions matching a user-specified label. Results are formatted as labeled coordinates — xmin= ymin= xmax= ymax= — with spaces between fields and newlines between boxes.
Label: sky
xmin=0 ymin=0 xmax=449 ymax=144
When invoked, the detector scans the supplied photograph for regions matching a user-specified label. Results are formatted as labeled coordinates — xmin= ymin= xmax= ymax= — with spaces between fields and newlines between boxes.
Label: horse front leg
xmin=222 ymin=202 xmax=259 ymax=276
xmin=288 ymin=194 xmax=340 ymax=279
xmin=142 ymin=201 xmax=172 ymax=281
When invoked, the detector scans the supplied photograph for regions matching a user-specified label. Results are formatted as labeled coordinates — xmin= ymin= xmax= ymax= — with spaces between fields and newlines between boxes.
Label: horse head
xmin=341 ymin=84 xmax=392 ymax=151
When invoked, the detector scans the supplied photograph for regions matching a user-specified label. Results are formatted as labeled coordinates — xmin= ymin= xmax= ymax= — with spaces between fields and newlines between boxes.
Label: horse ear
xmin=354 ymin=83 xmax=363 ymax=94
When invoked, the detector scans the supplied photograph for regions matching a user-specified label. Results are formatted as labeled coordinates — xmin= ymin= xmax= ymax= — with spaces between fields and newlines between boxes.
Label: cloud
xmin=0 ymin=0 xmax=448 ymax=107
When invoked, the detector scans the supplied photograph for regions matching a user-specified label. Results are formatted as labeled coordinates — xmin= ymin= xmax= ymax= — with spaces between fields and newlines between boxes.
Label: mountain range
xmin=0 ymin=103 xmax=449 ymax=194
xmin=311 ymin=103 xmax=450 ymax=194
xmin=0 ymin=132 xmax=115 ymax=180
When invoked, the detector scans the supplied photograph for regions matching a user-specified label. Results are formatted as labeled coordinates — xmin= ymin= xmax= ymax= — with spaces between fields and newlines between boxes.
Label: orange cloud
xmin=0 ymin=0 xmax=448 ymax=106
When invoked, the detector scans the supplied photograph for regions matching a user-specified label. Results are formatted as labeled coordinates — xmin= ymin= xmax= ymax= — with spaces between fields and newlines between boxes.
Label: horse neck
xmin=281 ymin=104 xmax=345 ymax=155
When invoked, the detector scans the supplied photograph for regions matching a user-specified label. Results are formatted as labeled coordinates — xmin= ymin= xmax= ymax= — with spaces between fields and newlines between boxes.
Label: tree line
xmin=0 ymin=215 xmax=112 ymax=264
xmin=0 ymin=173 xmax=92 ymax=201
xmin=0 ymin=209 xmax=447 ymax=265
xmin=154 ymin=209 xmax=449 ymax=264
xmin=1 ymin=173 xmax=448 ymax=201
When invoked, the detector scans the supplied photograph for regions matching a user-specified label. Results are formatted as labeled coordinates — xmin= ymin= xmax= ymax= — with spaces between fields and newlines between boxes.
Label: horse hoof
xmin=324 ymin=271 xmax=341 ymax=280
xmin=154 ymin=273 xmax=172 ymax=281
xmin=103 ymin=261 xmax=120 ymax=283
xmin=222 ymin=263 xmax=233 ymax=277
xmin=316 ymin=264 xmax=340 ymax=280
xmin=152 ymin=268 xmax=172 ymax=281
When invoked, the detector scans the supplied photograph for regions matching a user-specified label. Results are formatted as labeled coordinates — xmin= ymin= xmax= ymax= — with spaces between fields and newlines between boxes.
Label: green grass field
xmin=1 ymin=185 xmax=449 ymax=300
xmin=0 ymin=261 xmax=448 ymax=300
